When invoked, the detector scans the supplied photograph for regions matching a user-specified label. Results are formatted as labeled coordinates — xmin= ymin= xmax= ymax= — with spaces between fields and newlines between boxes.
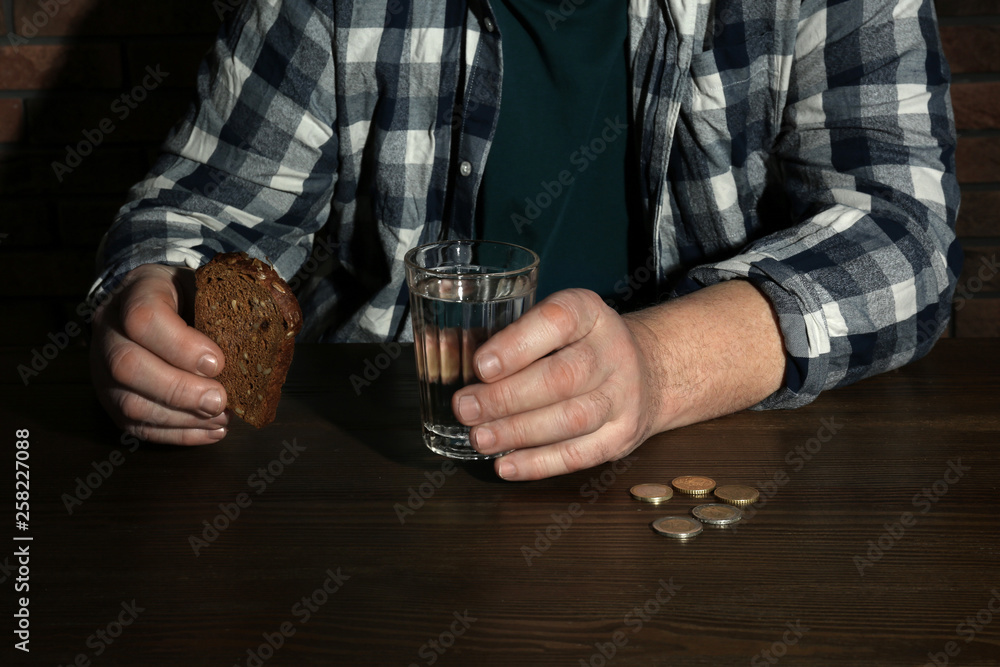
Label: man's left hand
xmin=452 ymin=280 xmax=788 ymax=481
xmin=452 ymin=288 xmax=663 ymax=480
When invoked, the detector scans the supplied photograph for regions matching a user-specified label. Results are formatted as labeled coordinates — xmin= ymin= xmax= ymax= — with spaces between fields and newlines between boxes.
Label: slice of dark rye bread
xmin=194 ymin=252 xmax=303 ymax=428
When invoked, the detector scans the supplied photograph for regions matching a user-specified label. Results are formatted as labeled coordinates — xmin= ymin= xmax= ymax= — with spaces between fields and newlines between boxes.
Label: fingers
xmin=91 ymin=263 xmax=233 ymax=445
xmin=92 ymin=330 xmax=230 ymax=441
xmin=108 ymin=386 xmax=230 ymax=430
xmin=119 ymin=264 xmax=225 ymax=378
xmin=454 ymin=341 xmax=608 ymax=426
xmin=418 ymin=326 xmax=489 ymax=386
xmin=493 ymin=426 xmax=636 ymax=482
xmin=471 ymin=289 xmax=606 ymax=383
xmin=453 ymin=289 xmax=611 ymax=424
xmin=469 ymin=389 xmax=615 ymax=456
xmin=102 ymin=327 xmax=228 ymax=418
xmin=120 ymin=420 xmax=229 ymax=446
xmin=447 ymin=288 xmax=654 ymax=481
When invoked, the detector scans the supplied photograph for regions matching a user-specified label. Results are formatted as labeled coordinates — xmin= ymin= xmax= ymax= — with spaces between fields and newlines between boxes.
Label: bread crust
xmin=193 ymin=252 xmax=303 ymax=427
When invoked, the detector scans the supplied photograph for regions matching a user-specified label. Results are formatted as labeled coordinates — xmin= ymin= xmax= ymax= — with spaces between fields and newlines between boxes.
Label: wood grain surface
xmin=1 ymin=340 xmax=998 ymax=666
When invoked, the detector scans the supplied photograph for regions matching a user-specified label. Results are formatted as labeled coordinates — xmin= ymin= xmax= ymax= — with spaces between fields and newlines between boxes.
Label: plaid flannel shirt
xmin=90 ymin=0 xmax=961 ymax=409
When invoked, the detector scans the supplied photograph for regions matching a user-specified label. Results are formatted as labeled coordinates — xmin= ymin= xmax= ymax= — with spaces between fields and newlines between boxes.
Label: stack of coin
xmin=629 ymin=483 xmax=673 ymax=504
xmin=651 ymin=516 xmax=703 ymax=539
xmin=691 ymin=503 xmax=743 ymax=525
xmin=671 ymin=475 xmax=717 ymax=497
xmin=713 ymin=484 xmax=760 ymax=506
xmin=629 ymin=476 xmax=758 ymax=539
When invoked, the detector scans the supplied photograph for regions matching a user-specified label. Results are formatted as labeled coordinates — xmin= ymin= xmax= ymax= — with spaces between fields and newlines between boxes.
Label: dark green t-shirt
xmin=475 ymin=0 xmax=643 ymax=303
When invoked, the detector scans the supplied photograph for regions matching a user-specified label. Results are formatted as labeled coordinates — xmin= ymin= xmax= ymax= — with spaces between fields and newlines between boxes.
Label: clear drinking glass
xmin=405 ymin=240 xmax=539 ymax=460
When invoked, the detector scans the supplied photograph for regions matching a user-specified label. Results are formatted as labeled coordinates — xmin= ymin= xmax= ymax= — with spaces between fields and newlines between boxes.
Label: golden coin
xmin=691 ymin=503 xmax=743 ymax=525
xmin=671 ymin=475 xmax=716 ymax=496
xmin=630 ymin=483 xmax=673 ymax=504
xmin=651 ymin=516 xmax=703 ymax=539
xmin=713 ymin=484 xmax=760 ymax=506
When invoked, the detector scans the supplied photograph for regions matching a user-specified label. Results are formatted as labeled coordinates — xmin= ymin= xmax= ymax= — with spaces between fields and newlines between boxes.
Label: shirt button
xmin=459 ymin=161 xmax=472 ymax=177
xmin=483 ymin=16 xmax=495 ymax=32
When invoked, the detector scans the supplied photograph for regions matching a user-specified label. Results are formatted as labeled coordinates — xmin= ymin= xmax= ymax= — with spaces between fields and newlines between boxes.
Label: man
xmin=88 ymin=0 xmax=961 ymax=481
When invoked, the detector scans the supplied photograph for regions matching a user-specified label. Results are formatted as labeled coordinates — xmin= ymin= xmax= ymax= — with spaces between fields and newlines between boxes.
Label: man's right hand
xmin=90 ymin=263 xmax=230 ymax=445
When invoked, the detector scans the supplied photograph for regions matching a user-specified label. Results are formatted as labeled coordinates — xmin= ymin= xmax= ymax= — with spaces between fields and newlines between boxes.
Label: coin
xmin=651 ymin=516 xmax=703 ymax=539
xmin=630 ymin=483 xmax=673 ymax=504
xmin=671 ymin=475 xmax=716 ymax=496
xmin=713 ymin=484 xmax=760 ymax=506
xmin=691 ymin=503 xmax=743 ymax=525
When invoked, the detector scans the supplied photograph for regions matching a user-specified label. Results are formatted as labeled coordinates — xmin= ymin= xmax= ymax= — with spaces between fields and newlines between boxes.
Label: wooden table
xmin=2 ymin=339 xmax=998 ymax=666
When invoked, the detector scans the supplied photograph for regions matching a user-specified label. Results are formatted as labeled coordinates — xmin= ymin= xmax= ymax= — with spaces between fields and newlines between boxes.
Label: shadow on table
xmin=280 ymin=343 xmax=506 ymax=482
xmin=319 ymin=418 xmax=505 ymax=484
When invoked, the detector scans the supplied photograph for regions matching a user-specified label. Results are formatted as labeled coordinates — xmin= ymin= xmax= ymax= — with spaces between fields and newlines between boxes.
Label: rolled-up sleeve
xmin=675 ymin=0 xmax=962 ymax=409
xmin=87 ymin=0 xmax=339 ymax=304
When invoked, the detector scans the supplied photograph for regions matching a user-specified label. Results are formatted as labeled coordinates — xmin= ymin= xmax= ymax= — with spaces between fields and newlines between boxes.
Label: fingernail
xmin=207 ymin=427 xmax=227 ymax=441
xmin=497 ymin=457 xmax=516 ymax=480
xmin=197 ymin=354 xmax=219 ymax=376
xmin=477 ymin=353 xmax=500 ymax=380
xmin=457 ymin=395 xmax=481 ymax=421
xmin=474 ymin=426 xmax=495 ymax=451
xmin=200 ymin=389 xmax=223 ymax=417
xmin=209 ymin=411 xmax=230 ymax=427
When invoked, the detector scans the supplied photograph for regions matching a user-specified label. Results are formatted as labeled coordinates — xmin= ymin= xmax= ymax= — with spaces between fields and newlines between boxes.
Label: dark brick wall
xmin=0 ymin=0 xmax=997 ymax=352
xmin=0 ymin=0 xmax=228 ymax=350
xmin=940 ymin=1 xmax=1000 ymax=336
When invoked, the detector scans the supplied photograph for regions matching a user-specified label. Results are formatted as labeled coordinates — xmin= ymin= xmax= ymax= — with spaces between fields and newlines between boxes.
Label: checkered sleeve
xmin=87 ymin=0 xmax=338 ymax=304
xmin=675 ymin=0 xmax=962 ymax=409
